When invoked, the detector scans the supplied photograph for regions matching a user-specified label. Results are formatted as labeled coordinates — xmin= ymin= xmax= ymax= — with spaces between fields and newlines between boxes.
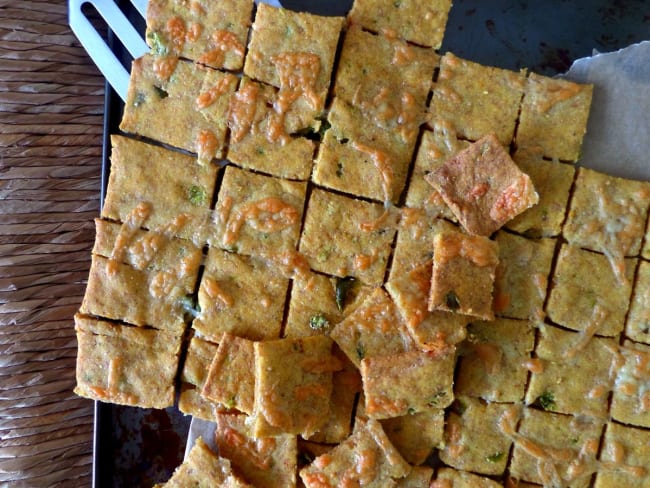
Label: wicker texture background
xmin=0 ymin=1 xmax=102 ymax=485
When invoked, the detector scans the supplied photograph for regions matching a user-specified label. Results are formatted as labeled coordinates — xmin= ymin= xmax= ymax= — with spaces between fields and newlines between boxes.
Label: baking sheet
xmin=95 ymin=1 xmax=650 ymax=485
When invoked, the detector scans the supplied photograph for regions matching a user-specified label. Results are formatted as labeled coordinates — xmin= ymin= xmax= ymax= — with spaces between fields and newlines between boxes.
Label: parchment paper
xmin=561 ymin=40 xmax=650 ymax=181
xmin=184 ymin=40 xmax=650 ymax=459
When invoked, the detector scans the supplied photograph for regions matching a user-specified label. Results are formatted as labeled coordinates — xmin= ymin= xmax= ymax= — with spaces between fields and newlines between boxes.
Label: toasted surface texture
xmin=456 ymin=318 xmax=535 ymax=403
xmin=300 ymin=418 xmax=411 ymax=487
xmin=426 ymin=133 xmax=539 ymax=236
xmin=178 ymin=335 xmax=221 ymax=421
xmin=146 ymin=0 xmax=254 ymax=70
xmin=429 ymin=229 xmax=499 ymax=320
xmin=626 ymin=260 xmax=650 ymax=345
xmin=429 ymin=52 xmax=526 ymax=145
xmin=202 ymin=333 xmax=255 ymax=414
xmin=211 ymin=165 xmax=307 ymax=258
xmin=564 ymin=167 xmax=650 ymax=258
xmin=253 ymin=335 xmax=339 ymax=437
xmin=215 ymin=413 xmax=297 ymax=488
xmin=102 ymin=135 xmax=217 ymax=243
xmin=361 ymin=348 xmax=456 ymax=419
xmin=517 ymin=73 xmax=593 ymax=162
xmin=493 ymin=231 xmax=555 ymax=320
xmin=331 ymin=287 xmax=414 ymax=368
xmin=157 ymin=437 xmax=252 ymax=487
xmin=120 ymin=55 xmax=237 ymax=161
xmin=440 ymin=397 xmax=513 ymax=475
xmin=380 ymin=409 xmax=444 ymax=465
xmin=547 ymin=243 xmax=636 ymax=337
xmin=299 ymin=189 xmax=396 ymax=285
xmin=525 ymin=325 xmax=617 ymax=418
xmin=506 ymin=147 xmax=576 ymax=237
xmin=193 ymin=247 xmax=289 ymax=341
xmin=348 ymin=0 xmax=452 ymax=48
xmin=74 ymin=314 xmax=180 ymax=409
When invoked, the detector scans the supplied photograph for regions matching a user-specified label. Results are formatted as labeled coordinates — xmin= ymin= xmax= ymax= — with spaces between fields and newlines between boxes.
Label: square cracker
xmin=625 ymin=260 xmax=650 ymax=345
xmin=202 ymin=333 xmax=255 ymax=415
xmin=388 ymin=209 xmax=457 ymax=281
xmin=405 ymin=128 xmax=468 ymax=221
xmin=380 ymin=409 xmax=444 ymax=466
xmin=80 ymin=254 xmax=192 ymax=335
xmin=516 ymin=73 xmax=593 ymax=162
xmin=74 ymin=314 xmax=181 ymax=409
xmin=193 ymin=247 xmax=289 ymax=342
xmin=361 ymin=348 xmax=455 ymax=419
xmin=226 ymin=77 xmax=316 ymax=180
xmin=156 ymin=437 xmax=252 ymax=487
xmin=215 ymin=412 xmax=297 ymax=488
xmin=429 ymin=52 xmax=526 ymax=145
xmin=146 ymin=0 xmax=253 ymax=70
xmin=525 ymin=325 xmax=618 ymax=418
xmin=456 ymin=318 xmax=535 ymax=403
xmin=299 ymin=188 xmax=396 ymax=286
xmin=564 ymin=166 xmax=650 ymax=258
xmin=506 ymin=147 xmax=576 ymax=237
xmin=120 ymin=55 xmax=237 ymax=162
xmin=431 ymin=468 xmax=502 ymax=488
xmin=595 ymin=422 xmax=650 ymax=488
xmin=331 ymin=287 xmax=414 ymax=368
xmin=312 ymin=97 xmax=416 ymax=204
xmin=439 ymin=397 xmax=513 ymax=476
xmin=493 ymin=231 xmax=556 ymax=321
xmin=179 ymin=335 xmax=221 ymax=421
xmin=308 ymin=348 xmax=361 ymax=444
xmin=386 ymin=260 xmax=468 ymax=352
xmin=546 ymin=243 xmax=635 ymax=337
xmin=425 ymin=133 xmax=539 ymax=236
xmin=334 ymin=26 xmax=437 ymax=136
xmin=429 ymin=229 xmax=499 ymax=320
xmin=91 ymin=219 xmax=203 ymax=274
xmin=300 ymin=418 xmax=411 ymax=488
xmin=253 ymin=335 xmax=340 ymax=437
xmin=348 ymin=0 xmax=452 ymax=48
xmin=610 ymin=340 xmax=650 ymax=428
xmin=244 ymin=3 xmax=343 ymax=126
xmin=510 ymin=408 xmax=603 ymax=488
xmin=102 ymin=135 xmax=218 ymax=243
xmin=211 ymin=165 xmax=307 ymax=257
xmin=284 ymin=269 xmax=369 ymax=338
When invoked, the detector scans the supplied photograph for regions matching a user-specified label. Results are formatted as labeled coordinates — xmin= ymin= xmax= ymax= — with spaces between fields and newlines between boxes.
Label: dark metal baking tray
xmin=96 ymin=1 xmax=649 ymax=486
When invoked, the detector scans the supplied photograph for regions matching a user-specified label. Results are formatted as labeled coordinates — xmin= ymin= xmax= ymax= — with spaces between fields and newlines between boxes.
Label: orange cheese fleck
xmin=203 ymin=277 xmax=233 ymax=308
xmin=196 ymin=129 xmax=218 ymax=164
xmin=223 ymin=197 xmax=299 ymax=245
xmin=196 ymin=76 xmax=232 ymax=109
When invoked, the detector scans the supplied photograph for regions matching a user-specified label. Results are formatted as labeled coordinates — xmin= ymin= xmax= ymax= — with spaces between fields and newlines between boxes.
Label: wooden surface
xmin=0 ymin=1 xmax=103 ymax=485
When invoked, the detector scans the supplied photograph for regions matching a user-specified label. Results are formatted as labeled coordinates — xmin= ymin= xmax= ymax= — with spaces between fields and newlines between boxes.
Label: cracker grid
xmin=75 ymin=1 xmax=650 ymax=486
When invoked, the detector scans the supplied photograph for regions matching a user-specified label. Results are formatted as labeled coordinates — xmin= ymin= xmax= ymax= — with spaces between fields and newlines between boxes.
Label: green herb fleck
xmin=153 ymin=85 xmax=169 ymax=99
xmin=356 ymin=342 xmax=366 ymax=360
xmin=486 ymin=451 xmax=504 ymax=463
xmin=407 ymin=407 xmax=417 ymax=415
xmin=335 ymin=276 xmax=356 ymax=311
xmin=147 ymin=31 xmax=169 ymax=56
xmin=317 ymin=247 xmax=331 ymax=263
xmin=309 ymin=313 xmax=330 ymax=331
xmin=188 ymin=185 xmax=207 ymax=206
xmin=225 ymin=395 xmax=237 ymax=409
xmin=393 ymin=0 xmax=401 ymax=6
xmin=336 ymin=162 xmax=344 ymax=178
xmin=255 ymin=146 xmax=265 ymax=155
xmin=536 ymin=391 xmax=556 ymax=411
xmin=427 ymin=390 xmax=448 ymax=407
xmin=445 ymin=290 xmax=461 ymax=310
